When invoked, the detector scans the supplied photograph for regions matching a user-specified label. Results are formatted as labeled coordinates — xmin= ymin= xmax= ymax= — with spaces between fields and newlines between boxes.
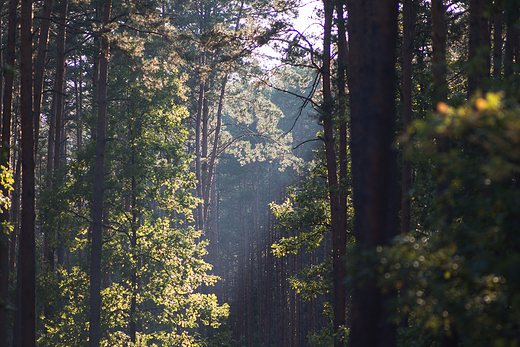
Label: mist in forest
xmin=1 ymin=0 xmax=520 ymax=346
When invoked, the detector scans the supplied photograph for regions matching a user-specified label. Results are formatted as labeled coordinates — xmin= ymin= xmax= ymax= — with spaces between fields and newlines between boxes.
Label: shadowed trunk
xmin=89 ymin=0 xmax=112 ymax=345
xmin=0 ymin=0 xmax=17 ymax=343
xmin=20 ymin=0 xmax=36 ymax=344
xmin=347 ymin=0 xmax=399 ymax=345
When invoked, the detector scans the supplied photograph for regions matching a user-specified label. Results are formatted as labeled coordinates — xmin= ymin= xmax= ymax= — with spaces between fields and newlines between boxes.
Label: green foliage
xmin=380 ymin=93 xmax=520 ymax=346
xmin=37 ymin=33 xmax=229 ymax=345
xmin=0 ymin=165 xmax=13 ymax=241
xmin=0 ymin=165 xmax=13 ymax=214
xmin=288 ymin=258 xmax=332 ymax=301
xmin=307 ymin=324 xmax=335 ymax=347
xmin=223 ymin=76 xmax=304 ymax=171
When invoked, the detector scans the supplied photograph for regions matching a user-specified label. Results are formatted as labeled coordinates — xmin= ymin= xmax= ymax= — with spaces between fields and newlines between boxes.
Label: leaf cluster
xmin=378 ymin=93 xmax=520 ymax=346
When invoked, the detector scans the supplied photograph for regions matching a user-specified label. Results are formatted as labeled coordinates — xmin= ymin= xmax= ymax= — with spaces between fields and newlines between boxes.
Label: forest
xmin=0 ymin=0 xmax=520 ymax=346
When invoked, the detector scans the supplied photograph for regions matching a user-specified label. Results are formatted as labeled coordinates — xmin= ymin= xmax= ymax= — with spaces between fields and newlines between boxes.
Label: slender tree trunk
xmin=347 ymin=0 xmax=399 ymax=346
xmin=493 ymin=12 xmax=503 ymax=80
xmin=432 ymin=0 xmax=451 ymax=166
xmin=0 ymin=0 xmax=18 ymax=343
xmin=504 ymin=13 xmax=516 ymax=79
xmin=468 ymin=0 xmax=491 ymax=95
xmin=39 ymin=0 xmax=56 ymax=322
xmin=75 ymin=56 xmax=83 ymax=149
xmin=289 ymin=253 xmax=295 ymax=347
xmin=201 ymin=93 xmax=209 ymax=206
xmin=203 ymin=75 xmax=227 ymax=225
xmin=20 ymin=0 xmax=36 ymax=344
xmin=89 ymin=0 xmax=112 ymax=345
xmin=321 ymin=1 xmax=347 ymax=344
xmin=280 ymin=254 xmax=287 ymax=347
xmin=432 ymin=0 xmax=447 ymax=107
xmin=10 ymin=154 xmax=21 ymax=276
xmin=9 ymin=154 xmax=21 ymax=344
xmin=44 ymin=94 xmax=57 ymax=271
xmin=265 ymin=219 xmax=273 ymax=346
xmin=195 ymin=80 xmax=205 ymax=232
xmin=54 ymin=0 xmax=69 ymax=267
xmin=433 ymin=1 xmax=458 ymax=344
xmin=402 ymin=0 xmax=415 ymax=235
xmin=335 ymin=0 xmax=348 ymax=337
xmin=468 ymin=0 xmax=481 ymax=95
xmin=130 ymin=174 xmax=139 ymax=343
xmin=33 ymin=0 xmax=54 ymax=155
xmin=247 ymin=205 xmax=253 ymax=347
xmin=254 ymin=170 xmax=264 ymax=345
xmin=12 ymin=249 xmax=21 ymax=347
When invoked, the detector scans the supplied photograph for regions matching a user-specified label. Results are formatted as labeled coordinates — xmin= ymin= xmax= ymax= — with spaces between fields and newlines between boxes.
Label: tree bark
xmin=322 ymin=1 xmax=347 ymax=344
xmin=53 ymin=0 xmax=69 ymax=267
xmin=195 ymin=80 xmax=205 ymax=232
xmin=347 ymin=0 xmax=399 ymax=346
xmin=0 ymin=0 xmax=18 ymax=343
xmin=33 ymin=0 xmax=54 ymax=154
xmin=468 ymin=0 xmax=490 ymax=96
xmin=38 ymin=2 xmax=56 ymax=321
xmin=401 ymin=0 xmax=415 ymax=236
xmin=203 ymin=76 xmax=227 ymax=227
xmin=20 ymin=0 xmax=36 ymax=344
xmin=89 ymin=0 xmax=112 ymax=345
xmin=336 ymin=0 xmax=348 ymax=337
xmin=432 ymin=0 xmax=447 ymax=107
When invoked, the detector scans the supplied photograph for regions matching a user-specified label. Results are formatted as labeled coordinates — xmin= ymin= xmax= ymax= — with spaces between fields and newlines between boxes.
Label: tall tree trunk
xmin=53 ymin=0 xmax=69 ymax=267
xmin=9 ymin=153 xmax=21 ymax=344
xmin=130 ymin=174 xmax=139 ymax=343
xmin=0 ymin=0 xmax=18 ymax=343
xmin=347 ymin=0 xmax=399 ymax=346
xmin=74 ymin=56 xmax=83 ymax=149
xmin=335 ymin=0 xmax=348 ymax=338
xmin=265 ymin=219 xmax=273 ymax=346
xmin=504 ymin=11 xmax=517 ymax=79
xmin=321 ymin=1 xmax=346 ymax=344
xmin=195 ymin=80 xmax=205 ymax=232
xmin=246 ymin=205 xmax=253 ymax=346
xmin=280 ymin=254 xmax=287 ymax=347
xmin=20 ymin=0 xmax=36 ymax=344
xmin=493 ymin=12 xmax=503 ymax=79
xmin=432 ymin=0 xmax=447 ymax=107
xmin=432 ymin=0 xmax=451 ymax=162
xmin=203 ymin=75 xmax=227 ymax=226
xmin=10 ymin=154 xmax=21 ymax=276
xmin=38 ymin=0 xmax=56 ymax=324
xmin=399 ymin=0 xmax=416 ymax=331
xmin=254 ymin=170 xmax=264 ymax=345
xmin=433 ymin=1 xmax=458 ymax=344
xmin=468 ymin=0 xmax=490 ymax=95
xmin=33 ymin=0 xmax=54 ymax=154
xmin=89 ymin=0 xmax=112 ymax=345
xmin=402 ymin=0 xmax=415 ymax=235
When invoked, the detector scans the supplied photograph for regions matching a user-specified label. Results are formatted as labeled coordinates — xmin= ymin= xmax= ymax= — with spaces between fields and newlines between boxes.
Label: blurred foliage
xmin=377 ymin=93 xmax=520 ymax=346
